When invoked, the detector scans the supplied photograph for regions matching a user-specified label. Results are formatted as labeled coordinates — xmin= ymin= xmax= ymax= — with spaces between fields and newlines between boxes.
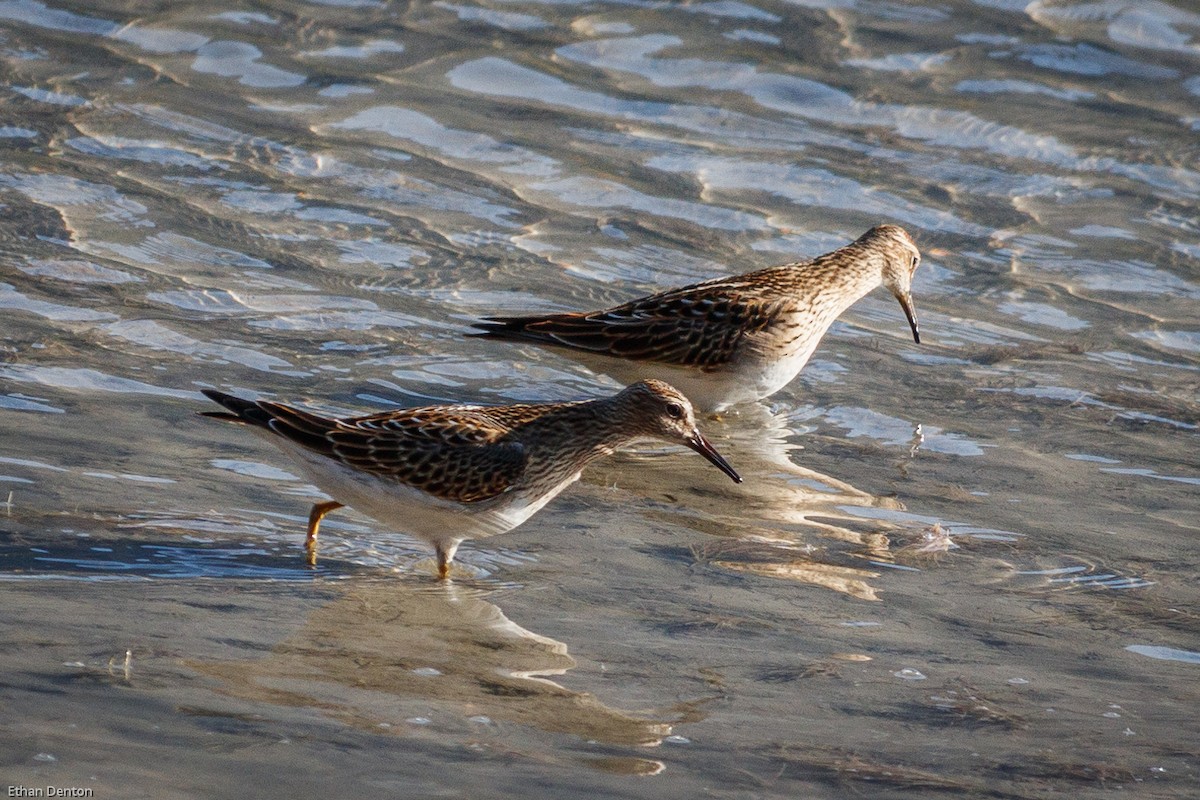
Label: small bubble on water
xmin=1007 ymin=677 xmax=1030 ymax=685
xmin=893 ymin=668 xmax=926 ymax=681
xmin=411 ymin=667 xmax=441 ymax=677
xmin=406 ymin=717 xmax=432 ymax=726
xmin=33 ymin=753 xmax=57 ymax=762
xmin=1103 ymin=712 xmax=1121 ymax=718
xmin=665 ymin=735 xmax=691 ymax=745
xmin=468 ymin=716 xmax=492 ymax=725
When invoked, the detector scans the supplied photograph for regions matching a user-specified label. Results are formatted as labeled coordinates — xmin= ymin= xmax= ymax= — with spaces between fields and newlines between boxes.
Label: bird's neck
xmin=766 ymin=251 xmax=884 ymax=366
xmin=789 ymin=249 xmax=884 ymax=318
xmin=517 ymin=398 xmax=640 ymax=474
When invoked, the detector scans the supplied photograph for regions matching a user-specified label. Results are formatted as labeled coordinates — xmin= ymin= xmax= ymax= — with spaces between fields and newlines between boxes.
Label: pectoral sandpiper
xmin=472 ymin=225 xmax=922 ymax=411
xmin=201 ymin=380 xmax=741 ymax=579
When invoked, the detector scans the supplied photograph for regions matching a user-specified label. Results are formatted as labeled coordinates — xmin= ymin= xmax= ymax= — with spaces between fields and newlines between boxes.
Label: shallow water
xmin=2 ymin=0 xmax=1198 ymax=796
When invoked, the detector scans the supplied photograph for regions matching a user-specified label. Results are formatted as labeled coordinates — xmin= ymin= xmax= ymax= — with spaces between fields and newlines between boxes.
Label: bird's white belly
xmin=265 ymin=435 xmax=580 ymax=546
xmin=564 ymin=356 xmax=746 ymax=412
xmin=572 ymin=350 xmax=811 ymax=412
xmin=744 ymin=347 xmax=815 ymax=401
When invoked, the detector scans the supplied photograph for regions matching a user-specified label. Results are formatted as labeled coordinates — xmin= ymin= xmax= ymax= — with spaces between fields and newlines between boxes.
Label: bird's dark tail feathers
xmin=467 ymin=316 xmax=540 ymax=340
xmin=199 ymin=389 xmax=274 ymax=428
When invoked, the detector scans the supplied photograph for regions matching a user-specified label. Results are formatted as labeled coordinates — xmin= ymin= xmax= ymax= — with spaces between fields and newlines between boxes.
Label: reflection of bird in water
xmin=200 ymin=380 xmax=739 ymax=578
xmin=473 ymin=225 xmax=922 ymax=411
xmin=192 ymin=581 xmax=675 ymax=755
xmin=584 ymin=403 xmax=911 ymax=601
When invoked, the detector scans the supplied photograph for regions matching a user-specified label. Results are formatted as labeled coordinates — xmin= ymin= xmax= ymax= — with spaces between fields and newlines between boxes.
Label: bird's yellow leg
xmin=305 ymin=501 xmax=344 ymax=566
xmin=435 ymin=540 xmax=462 ymax=581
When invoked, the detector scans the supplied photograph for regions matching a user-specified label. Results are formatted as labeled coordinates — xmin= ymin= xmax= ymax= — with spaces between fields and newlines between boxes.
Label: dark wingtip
xmin=200 ymin=389 xmax=272 ymax=427
xmin=467 ymin=317 xmax=534 ymax=340
xmin=467 ymin=318 xmax=509 ymax=336
xmin=202 ymin=388 xmax=249 ymax=410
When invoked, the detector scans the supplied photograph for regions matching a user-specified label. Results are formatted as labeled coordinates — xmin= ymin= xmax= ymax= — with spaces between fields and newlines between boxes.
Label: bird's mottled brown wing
xmin=475 ymin=273 xmax=788 ymax=370
xmin=259 ymin=401 xmax=527 ymax=503
xmin=343 ymin=402 xmax=554 ymax=438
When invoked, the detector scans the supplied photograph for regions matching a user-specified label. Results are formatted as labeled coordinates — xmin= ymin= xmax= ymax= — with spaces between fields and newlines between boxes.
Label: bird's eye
xmin=665 ymin=402 xmax=684 ymax=419
xmin=911 ymin=255 xmax=920 ymax=269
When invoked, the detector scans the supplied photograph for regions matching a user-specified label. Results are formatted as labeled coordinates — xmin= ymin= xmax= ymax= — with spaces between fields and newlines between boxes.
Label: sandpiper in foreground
xmin=473 ymin=225 xmax=922 ymax=411
xmin=201 ymin=380 xmax=741 ymax=579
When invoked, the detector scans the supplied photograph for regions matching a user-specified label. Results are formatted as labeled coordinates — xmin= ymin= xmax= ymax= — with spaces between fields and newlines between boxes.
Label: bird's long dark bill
xmin=686 ymin=432 xmax=743 ymax=484
xmin=897 ymin=292 xmax=921 ymax=344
